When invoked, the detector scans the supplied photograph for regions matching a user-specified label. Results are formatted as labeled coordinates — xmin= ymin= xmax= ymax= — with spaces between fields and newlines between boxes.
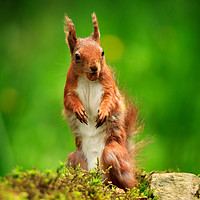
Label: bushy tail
xmin=124 ymin=99 xmax=141 ymax=139
xmin=124 ymin=98 xmax=147 ymax=172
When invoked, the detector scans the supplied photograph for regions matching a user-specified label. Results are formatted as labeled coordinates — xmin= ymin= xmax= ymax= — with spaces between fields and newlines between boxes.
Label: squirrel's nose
xmin=90 ymin=66 xmax=98 ymax=72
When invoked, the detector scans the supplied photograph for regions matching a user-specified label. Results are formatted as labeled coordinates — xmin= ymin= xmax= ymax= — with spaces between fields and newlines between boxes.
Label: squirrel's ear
xmin=91 ymin=13 xmax=100 ymax=44
xmin=64 ymin=15 xmax=77 ymax=54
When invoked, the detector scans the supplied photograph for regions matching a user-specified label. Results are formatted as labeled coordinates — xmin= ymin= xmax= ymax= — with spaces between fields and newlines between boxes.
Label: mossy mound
xmin=0 ymin=162 xmax=159 ymax=200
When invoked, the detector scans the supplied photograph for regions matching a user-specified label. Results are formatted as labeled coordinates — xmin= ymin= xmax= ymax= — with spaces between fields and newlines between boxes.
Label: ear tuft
xmin=64 ymin=15 xmax=77 ymax=54
xmin=91 ymin=12 xmax=100 ymax=43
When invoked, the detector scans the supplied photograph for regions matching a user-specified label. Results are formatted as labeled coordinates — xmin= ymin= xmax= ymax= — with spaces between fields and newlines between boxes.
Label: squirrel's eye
xmin=75 ymin=54 xmax=81 ymax=61
xmin=101 ymin=50 xmax=104 ymax=57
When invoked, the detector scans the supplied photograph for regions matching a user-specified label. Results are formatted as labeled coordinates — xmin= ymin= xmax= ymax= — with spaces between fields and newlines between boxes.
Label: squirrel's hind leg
xmin=67 ymin=136 xmax=88 ymax=170
xmin=67 ymin=149 xmax=88 ymax=170
xmin=101 ymin=140 xmax=137 ymax=189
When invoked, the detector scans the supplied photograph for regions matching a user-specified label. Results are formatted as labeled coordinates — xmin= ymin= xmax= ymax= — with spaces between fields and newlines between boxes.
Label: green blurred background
xmin=0 ymin=0 xmax=199 ymax=177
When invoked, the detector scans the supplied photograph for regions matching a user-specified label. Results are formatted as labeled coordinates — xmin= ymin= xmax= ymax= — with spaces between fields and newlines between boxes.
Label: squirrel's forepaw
xmin=96 ymin=109 xmax=108 ymax=128
xmin=73 ymin=106 xmax=88 ymax=125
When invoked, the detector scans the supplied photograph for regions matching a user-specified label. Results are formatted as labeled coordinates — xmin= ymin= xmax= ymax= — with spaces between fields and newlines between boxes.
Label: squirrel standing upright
xmin=63 ymin=13 xmax=139 ymax=189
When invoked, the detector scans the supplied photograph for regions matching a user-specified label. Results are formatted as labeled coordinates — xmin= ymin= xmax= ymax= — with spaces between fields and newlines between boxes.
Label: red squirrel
xmin=63 ymin=13 xmax=139 ymax=189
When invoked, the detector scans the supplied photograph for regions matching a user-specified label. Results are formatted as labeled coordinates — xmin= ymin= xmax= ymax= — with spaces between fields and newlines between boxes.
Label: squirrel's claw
xmin=95 ymin=118 xmax=106 ymax=128
xmin=96 ymin=109 xmax=108 ymax=128
xmin=74 ymin=107 xmax=88 ymax=125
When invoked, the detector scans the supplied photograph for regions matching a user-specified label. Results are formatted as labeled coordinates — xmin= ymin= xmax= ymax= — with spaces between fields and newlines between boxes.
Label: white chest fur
xmin=75 ymin=77 xmax=106 ymax=170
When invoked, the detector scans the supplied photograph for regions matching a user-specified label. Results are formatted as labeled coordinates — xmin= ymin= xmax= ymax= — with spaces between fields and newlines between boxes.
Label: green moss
xmin=0 ymin=162 xmax=158 ymax=200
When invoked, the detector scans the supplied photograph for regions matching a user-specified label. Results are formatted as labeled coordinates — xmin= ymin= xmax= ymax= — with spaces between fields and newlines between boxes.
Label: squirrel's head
xmin=64 ymin=13 xmax=105 ymax=81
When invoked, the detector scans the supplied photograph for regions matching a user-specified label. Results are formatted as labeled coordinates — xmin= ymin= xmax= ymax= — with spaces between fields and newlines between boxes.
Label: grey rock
xmin=150 ymin=173 xmax=200 ymax=200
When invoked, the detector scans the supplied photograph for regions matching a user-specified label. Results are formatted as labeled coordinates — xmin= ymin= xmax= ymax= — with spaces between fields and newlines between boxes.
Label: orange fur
xmin=63 ymin=13 xmax=139 ymax=189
